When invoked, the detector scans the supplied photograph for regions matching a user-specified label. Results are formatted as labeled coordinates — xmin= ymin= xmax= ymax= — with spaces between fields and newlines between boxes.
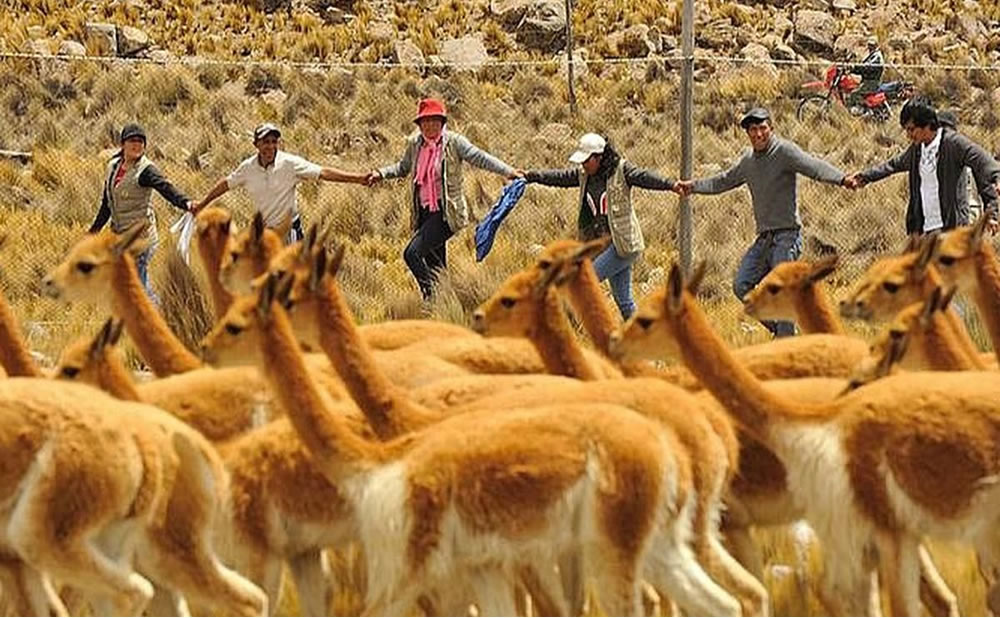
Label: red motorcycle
xmin=796 ymin=65 xmax=910 ymax=123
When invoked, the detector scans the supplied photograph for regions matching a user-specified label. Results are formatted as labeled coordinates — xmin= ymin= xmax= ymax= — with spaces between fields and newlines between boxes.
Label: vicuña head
xmin=42 ymin=223 xmax=148 ymax=308
xmin=839 ymin=235 xmax=937 ymax=322
xmin=471 ymin=239 xmax=605 ymax=338
xmin=195 ymin=207 xmax=233 ymax=255
xmin=932 ymin=214 xmax=991 ymax=293
xmin=219 ymin=211 xmax=285 ymax=295
xmin=743 ymin=255 xmax=838 ymax=324
xmin=53 ymin=317 xmax=126 ymax=381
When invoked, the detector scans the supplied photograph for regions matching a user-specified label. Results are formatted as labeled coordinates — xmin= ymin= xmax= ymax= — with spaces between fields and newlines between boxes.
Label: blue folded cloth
xmin=475 ymin=178 xmax=527 ymax=262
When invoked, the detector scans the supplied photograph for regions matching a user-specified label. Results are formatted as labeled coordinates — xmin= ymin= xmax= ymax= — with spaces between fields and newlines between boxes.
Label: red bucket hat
xmin=414 ymin=98 xmax=447 ymax=123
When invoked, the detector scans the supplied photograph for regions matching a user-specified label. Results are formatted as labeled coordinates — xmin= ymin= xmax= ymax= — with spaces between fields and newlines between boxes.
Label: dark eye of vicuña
xmin=76 ymin=262 xmax=95 ymax=274
xmin=61 ymin=366 xmax=80 ymax=378
xmin=637 ymin=317 xmax=654 ymax=330
xmin=500 ymin=298 xmax=516 ymax=308
xmin=882 ymin=282 xmax=900 ymax=293
xmin=225 ymin=324 xmax=243 ymax=336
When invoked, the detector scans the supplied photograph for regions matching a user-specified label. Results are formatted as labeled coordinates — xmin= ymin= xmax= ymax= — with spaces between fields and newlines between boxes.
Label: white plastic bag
xmin=169 ymin=211 xmax=196 ymax=265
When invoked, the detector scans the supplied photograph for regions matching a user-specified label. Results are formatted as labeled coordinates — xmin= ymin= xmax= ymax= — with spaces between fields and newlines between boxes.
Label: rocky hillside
xmin=3 ymin=0 xmax=999 ymax=70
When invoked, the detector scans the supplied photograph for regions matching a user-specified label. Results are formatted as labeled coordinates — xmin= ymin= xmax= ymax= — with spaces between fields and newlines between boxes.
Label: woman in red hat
xmin=369 ymin=98 xmax=521 ymax=300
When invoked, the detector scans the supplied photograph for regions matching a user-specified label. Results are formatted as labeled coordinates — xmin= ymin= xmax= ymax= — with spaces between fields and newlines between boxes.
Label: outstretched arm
xmin=623 ymin=161 xmax=680 ymax=192
xmin=858 ymin=147 xmax=913 ymax=186
xmin=191 ymin=178 xmax=230 ymax=214
xmin=687 ymin=157 xmax=747 ymax=195
xmin=962 ymin=138 xmax=1000 ymax=230
xmin=139 ymin=165 xmax=193 ymax=212
xmin=783 ymin=142 xmax=847 ymax=186
xmin=318 ymin=167 xmax=369 ymax=184
xmin=375 ymin=141 xmax=416 ymax=181
xmin=452 ymin=134 xmax=517 ymax=178
xmin=524 ymin=168 xmax=579 ymax=187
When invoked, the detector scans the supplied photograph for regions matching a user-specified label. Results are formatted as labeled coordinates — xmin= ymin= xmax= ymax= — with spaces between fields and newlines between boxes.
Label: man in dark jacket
xmin=849 ymin=98 xmax=1000 ymax=236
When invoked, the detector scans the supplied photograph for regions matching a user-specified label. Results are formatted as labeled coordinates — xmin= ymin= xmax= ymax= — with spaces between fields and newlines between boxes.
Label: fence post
xmin=564 ymin=0 xmax=577 ymax=113
xmin=678 ymin=0 xmax=694 ymax=275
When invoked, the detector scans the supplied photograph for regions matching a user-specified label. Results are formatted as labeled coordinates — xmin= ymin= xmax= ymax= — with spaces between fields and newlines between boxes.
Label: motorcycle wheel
xmin=797 ymin=94 xmax=830 ymax=122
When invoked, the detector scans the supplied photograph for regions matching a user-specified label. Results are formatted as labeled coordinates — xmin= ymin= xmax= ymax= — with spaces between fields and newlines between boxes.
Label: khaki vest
xmin=105 ymin=154 xmax=157 ymax=244
xmin=578 ymin=159 xmax=644 ymax=255
xmin=407 ymin=133 xmax=468 ymax=234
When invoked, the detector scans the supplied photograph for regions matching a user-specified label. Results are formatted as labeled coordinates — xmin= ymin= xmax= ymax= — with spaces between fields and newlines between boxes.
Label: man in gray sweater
xmin=676 ymin=107 xmax=851 ymax=337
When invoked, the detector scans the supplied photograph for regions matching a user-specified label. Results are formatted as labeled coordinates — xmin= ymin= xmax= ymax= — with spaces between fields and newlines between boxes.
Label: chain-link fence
xmin=1 ymin=51 xmax=998 ymax=362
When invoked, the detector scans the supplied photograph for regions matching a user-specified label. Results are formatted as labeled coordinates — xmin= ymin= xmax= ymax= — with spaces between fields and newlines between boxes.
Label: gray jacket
xmin=859 ymin=128 xmax=1000 ymax=234
xmin=379 ymin=130 xmax=514 ymax=233
xmin=692 ymin=136 xmax=846 ymax=233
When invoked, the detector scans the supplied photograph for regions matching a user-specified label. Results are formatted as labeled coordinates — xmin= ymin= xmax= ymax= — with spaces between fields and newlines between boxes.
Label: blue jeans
xmin=593 ymin=245 xmax=640 ymax=320
xmin=134 ymin=244 xmax=160 ymax=307
xmin=734 ymin=228 xmax=802 ymax=337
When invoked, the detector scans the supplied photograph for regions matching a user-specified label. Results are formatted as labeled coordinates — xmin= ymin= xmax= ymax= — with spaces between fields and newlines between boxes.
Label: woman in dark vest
xmin=523 ymin=133 xmax=682 ymax=319
xmin=89 ymin=123 xmax=195 ymax=303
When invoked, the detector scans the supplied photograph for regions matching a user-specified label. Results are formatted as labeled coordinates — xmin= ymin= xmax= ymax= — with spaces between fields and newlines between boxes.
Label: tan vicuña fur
xmin=226 ymin=274 xmax=741 ymax=616
xmin=55 ymin=318 xmax=372 ymax=617
xmin=0 ymin=378 xmax=267 ymax=616
xmin=742 ymin=256 xmax=844 ymax=335
xmin=612 ymin=262 xmax=1000 ymax=616
xmin=933 ymin=217 xmax=1000 ymax=366
xmin=194 ymin=207 xmax=236 ymax=319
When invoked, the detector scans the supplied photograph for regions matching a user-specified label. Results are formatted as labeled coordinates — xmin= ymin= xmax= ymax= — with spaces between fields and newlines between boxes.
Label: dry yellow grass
xmin=1 ymin=26 xmax=999 ymax=615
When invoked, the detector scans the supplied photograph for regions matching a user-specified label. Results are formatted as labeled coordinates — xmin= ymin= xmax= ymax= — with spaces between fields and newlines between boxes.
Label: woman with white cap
xmin=89 ymin=122 xmax=195 ymax=303
xmin=522 ymin=133 xmax=682 ymax=319
xmin=369 ymin=98 xmax=520 ymax=301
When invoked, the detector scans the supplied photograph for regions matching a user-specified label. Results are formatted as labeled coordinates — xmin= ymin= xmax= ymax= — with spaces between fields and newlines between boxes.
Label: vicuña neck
xmin=111 ymin=255 xmax=202 ymax=376
xmin=97 ymin=353 xmax=144 ymax=401
xmin=973 ymin=244 xmax=1000 ymax=365
xmin=317 ymin=278 xmax=439 ymax=440
xmin=565 ymin=261 xmax=619 ymax=355
xmin=252 ymin=232 xmax=283 ymax=277
xmin=196 ymin=235 xmax=234 ymax=319
xmin=259 ymin=303 xmax=380 ymax=476
xmin=794 ymin=284 xmax=844 ymax=335
xmin=921 ymin=312 xmax=983 ymax=371
xmin=673 ymin=292 xmax=823 ymax=442
xmin=0 ymin=292 xmax=40 ymax=377
xmin=533 ymin=287 xmax=602 ymax=381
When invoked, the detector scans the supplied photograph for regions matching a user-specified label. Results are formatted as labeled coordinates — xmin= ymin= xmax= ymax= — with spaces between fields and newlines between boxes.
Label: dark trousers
xmin=404 ymin=209 xmax=453 ymax=300
xmin=734 ymin=228 xmax=802 ymax=337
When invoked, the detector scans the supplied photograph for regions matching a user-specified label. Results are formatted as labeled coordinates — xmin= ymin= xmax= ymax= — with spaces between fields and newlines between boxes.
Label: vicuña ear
xmin=251 ymin=211 xmax=265 ymax=245
xmin=108 ymin=319 xmax=125 ymax=346
xmin=304 ymin=223 xmax=319 ymax=255
xmin=533 ymin=260 xmax=563 ymax=299
xmin=256 ymin=272 xmax=278 ymax=320
xmin=901 ymin=233 xmax=921 ymax=254
xmin=970 ymin=213 xmax=988 ymax=250
xmin=112 ymin=223 xmax=148 ymax=257
xmin=90 ymin=318 xmax=114 ymax=360
xmin=912 ymin=234 xmax=938 ymax=279
xmin=883 ymin=326 xmax=911 ymax=375
xmin=687 ymin=261 xmax=707 ymax=295
xmin=939 ymin=285 xmax=957 ymax=312
xmin=326 ymin=243 xmax=346 ymax=278
xmin=808 ymin=254 xmax=839 ymax=284
xmin=666 ymin=263 xmax=685 ymax=315
xmin=919 ymin=287 xmax=943 ymax=328
xmin=309 ymin=247 xmax=328 ymax=293
xmin=573 ymin=237 xmax=610 ymax=264
xmin=275 ymin=271 xmax=295 ymax=308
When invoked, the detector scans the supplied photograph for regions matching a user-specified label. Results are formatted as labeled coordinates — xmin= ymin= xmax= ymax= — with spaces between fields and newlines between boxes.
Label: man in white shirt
xmin=851 ymin=98 xmax=1000 ymax=236
xmin=192 ymin=123 xmax=369 ymax=242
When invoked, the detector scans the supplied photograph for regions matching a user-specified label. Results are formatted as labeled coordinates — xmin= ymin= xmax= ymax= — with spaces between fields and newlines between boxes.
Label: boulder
xmin=774 ymin=13 xmax=794 ymax=41
xmin=23 ymin=39 xmax=53 ymax=55
xmin=261 ymin=89 xmax=288 ymax=107
xmin=512 ymin=0 xmax=566 ymax=53
xmin=833 ymin=32 xmax=867 ymax=60
xmin=394 ymin=39 xmax=425 ymax=67
xmin=369 ymin=22 xmax=395 ymax=43
xmin=439 ymin=36 xmax=492 ymax=70
xmin=831 ymin=0 xmax=856 ymax=11
xmin=57 ymin=40 xmax=87 ymax=56
xmin=797 ymin=0 xmax=829 ymax=11
xmin=698 ymin=19 xmax=738 ymax=50
xmin=771 ymin=43 xmax=797 ymax=61
xmin=793 ymin=9 xmax=837 ymax=55
xmin=739 ymin=42 xmax=772 ymax=62
xmin=117 ymin=25 xmax=151 ymax=56
xmin=887 ymin=34 xmax=912 ymax=51
xmin=607 ymin=24 xmax=655 ymax=58
xmin=85 ymin=22 xmax=117 ymax=56
xmin=557 ymin=49 xmax=589 ymax=82
xmin=148 ymin=48 xmax=176 ymax=63
xmin=26 ymin=26 xmax=45 ymax=39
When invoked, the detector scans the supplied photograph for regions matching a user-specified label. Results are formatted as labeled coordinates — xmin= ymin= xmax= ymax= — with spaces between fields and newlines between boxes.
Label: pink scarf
xmin=415 ymin=134 xmax=443 ymax=212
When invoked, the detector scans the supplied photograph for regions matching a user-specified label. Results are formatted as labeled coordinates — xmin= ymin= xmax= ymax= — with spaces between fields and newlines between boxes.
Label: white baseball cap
xmin=568 ymin=133 xmax=607 ymax=164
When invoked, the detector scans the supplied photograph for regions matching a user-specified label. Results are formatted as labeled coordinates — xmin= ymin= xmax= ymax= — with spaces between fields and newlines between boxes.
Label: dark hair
xmin=592 ymin=136 xmax=621 ymax=180
xmin=937 ymin=110 xmax=958 ymax=130
xmin=899 ymin=97 xmax=938 ymax=129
